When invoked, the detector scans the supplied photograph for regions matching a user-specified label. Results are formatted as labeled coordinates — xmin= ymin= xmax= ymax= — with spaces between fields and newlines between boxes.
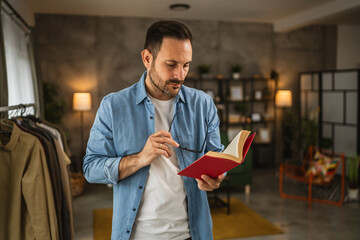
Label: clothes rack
xmin=1 ymin=0 xmax=31 ymax=33
xmin=0 ymin=103 xmax=37 ymax=119
xmin=0 ymin=103 xmax=36 ymax=112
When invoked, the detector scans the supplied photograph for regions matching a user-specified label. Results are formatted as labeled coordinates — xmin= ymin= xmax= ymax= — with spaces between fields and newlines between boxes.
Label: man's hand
xmin=118 ymin=130 xmax=179 ymax=180
xmin=196 ymin=174 xmax=225 ymax=191
xmin=138 ymin=130 xmax=179 ymax=167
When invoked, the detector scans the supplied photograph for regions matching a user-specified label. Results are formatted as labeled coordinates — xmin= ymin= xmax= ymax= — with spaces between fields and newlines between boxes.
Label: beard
xmin=148 ymin=63 xmax=184 ymax=98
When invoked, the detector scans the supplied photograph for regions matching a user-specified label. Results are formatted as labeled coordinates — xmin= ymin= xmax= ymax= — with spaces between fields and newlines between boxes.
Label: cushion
xmin=306 ymin=151 xmax=340 ymax=183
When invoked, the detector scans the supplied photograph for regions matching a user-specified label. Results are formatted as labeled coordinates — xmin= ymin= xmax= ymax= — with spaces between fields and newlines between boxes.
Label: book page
xmin=222 ymin=131 xmax=242 ymax=158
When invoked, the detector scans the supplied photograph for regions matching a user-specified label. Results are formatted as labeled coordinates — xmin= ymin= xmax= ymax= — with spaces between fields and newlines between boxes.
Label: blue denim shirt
xmin=83 ymin=71 xmax=224 ymax=240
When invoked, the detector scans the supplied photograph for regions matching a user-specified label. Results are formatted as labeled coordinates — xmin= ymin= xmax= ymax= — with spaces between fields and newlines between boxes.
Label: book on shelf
xmin=178 ymin=130 xmax=256 ymax=179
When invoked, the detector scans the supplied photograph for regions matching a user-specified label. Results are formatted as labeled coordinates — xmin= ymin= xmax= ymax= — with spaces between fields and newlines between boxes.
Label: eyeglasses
xmin=168 ymin=109 xmax=208 ymax=153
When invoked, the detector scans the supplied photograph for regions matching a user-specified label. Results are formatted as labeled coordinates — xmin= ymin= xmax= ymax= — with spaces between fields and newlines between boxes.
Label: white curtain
xmin=2 ymin=9 xmax=35 ymax=113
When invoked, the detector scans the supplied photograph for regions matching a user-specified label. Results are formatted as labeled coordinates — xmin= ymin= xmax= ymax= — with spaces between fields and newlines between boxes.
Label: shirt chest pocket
xmin=113 ymin=125 xmax=149 ymax=157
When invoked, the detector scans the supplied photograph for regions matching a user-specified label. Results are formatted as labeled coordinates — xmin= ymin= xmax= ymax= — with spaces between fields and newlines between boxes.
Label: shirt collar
xmin=0 ymin=120 xmax=20 ymax=152
xmin=135 ymin=71 xmax=186 ymax=105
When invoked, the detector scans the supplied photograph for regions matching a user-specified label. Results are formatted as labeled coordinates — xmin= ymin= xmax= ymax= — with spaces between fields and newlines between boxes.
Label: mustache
xmin=166 ymin=79 xmax=184 ymax=84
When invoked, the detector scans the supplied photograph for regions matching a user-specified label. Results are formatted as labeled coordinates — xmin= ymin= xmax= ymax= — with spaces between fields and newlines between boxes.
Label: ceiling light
xmin=169 ymin=4 xmax=190 ymax=11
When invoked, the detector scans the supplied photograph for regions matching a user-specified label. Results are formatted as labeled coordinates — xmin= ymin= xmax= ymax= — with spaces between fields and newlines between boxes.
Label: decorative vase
xmin=348 ymin=188 xmax=359 ymax=201
xmin=232 ymin=72 xmax=241 ymax=79
xmin=240 ymin=115 xmax=246 ymax=123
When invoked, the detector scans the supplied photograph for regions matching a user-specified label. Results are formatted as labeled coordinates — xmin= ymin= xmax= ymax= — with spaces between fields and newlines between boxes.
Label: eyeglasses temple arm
xmin=199 ymin=119 xmax=209 ymax=152
xmin=179 ymin=119 xmax=208 ymax=153
xmin=168 ymin=108 xmax=181 ymax=132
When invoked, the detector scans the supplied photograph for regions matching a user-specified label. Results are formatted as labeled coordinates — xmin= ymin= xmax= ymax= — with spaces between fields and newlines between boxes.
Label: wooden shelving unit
xmin=186 ymin=75 xmax=278 ymax=167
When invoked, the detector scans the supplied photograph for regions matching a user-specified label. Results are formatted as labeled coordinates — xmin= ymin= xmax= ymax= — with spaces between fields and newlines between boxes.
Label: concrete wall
xmin=272 ymin=25 xmax=336 ymax=163
xmin=7 ymin=0 xmax=35 ymax=26
xmin=337 ymin=25 xmax=360 ymax=69
xmin=34 ymin=14 xmax=335 ymax=166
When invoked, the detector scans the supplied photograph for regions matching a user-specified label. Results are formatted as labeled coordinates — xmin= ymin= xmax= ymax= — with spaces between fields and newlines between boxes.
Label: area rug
xmin=93 ymin=198 xmax=283 ymax=240
xmin=211 ymin=198 xmax=283 ymax=239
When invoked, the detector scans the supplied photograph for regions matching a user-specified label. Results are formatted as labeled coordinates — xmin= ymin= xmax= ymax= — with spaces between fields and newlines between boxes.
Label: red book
xmin=178 ymin=131 xmax=256 ymax=179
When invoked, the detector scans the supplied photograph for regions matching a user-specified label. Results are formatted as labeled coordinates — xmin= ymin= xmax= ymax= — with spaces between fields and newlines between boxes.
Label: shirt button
xmin=133 ymin=208 xmax=136 ymax=211
xmin=150 ymin=116 xmax=153 ymax=119
xmin=126 ymin=230 xmax=130 ymax=233
xmin=139 ymin=186 xmax=143 ymax=189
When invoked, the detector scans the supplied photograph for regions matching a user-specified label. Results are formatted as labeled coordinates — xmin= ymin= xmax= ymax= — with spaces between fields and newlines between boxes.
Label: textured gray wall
xmin=34 ymin=14 xmax=336 ymax=166
xmin=272 ymin=25 xmax=336 ymax=163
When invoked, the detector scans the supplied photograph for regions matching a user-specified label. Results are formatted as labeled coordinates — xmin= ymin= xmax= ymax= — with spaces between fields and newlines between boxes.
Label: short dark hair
xmin=144 ymin=20 xmax=192 ymax=59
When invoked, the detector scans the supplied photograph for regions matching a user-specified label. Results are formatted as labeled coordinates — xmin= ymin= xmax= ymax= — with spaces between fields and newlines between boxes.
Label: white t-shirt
xmin=130 ymin=95 xmax=190 ymax=240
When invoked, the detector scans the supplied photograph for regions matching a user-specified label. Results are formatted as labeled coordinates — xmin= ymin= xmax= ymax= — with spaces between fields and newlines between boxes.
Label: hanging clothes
xmin=43 ymin=119 xmax=72 ymax=157
xmin=37 ymin=121 xmax=75 ymax=237
xmin=38 ymin=122 xmax=65 ymax=151
xmin=0 ymin=120 xmax=59 ymax=240
xmin=0 ymin=109 xmax=75 ymax=240
xmin=17 ymin=117 xmax=72 ymax=240
xmin=53 ymin=139 xmax=75 ymax=237
xmin=16 ymin=118 xmax=67 ymax=240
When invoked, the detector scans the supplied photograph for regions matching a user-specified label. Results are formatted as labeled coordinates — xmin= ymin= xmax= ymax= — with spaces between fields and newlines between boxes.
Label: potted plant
xmin=197 ymin=64 xmax=211 ymax=78
xmin=43 ymin=82 xmax=67 ymax=124
xmin=348 ymin=155 xmax=359 ymax=200
xmin=301 ymin=108 xmax=319 ymax=152
xmin=270 ymin=70 xmax=279 ymax=80
xmin=231 ymin=64 xmax=242 ymax=79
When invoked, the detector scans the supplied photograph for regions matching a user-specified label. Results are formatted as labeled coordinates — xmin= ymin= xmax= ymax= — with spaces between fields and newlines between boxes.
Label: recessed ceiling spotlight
xmin=169 ymin=4 xmax=190 ymax=11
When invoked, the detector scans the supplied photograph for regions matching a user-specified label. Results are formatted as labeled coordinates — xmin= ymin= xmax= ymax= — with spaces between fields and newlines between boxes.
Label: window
xmin=1 ymin=6 xmax=36 ymax=113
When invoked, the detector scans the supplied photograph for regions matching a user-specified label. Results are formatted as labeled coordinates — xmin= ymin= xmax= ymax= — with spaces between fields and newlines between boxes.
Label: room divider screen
xmin=299 ymin=69 xmax=359 ymax=157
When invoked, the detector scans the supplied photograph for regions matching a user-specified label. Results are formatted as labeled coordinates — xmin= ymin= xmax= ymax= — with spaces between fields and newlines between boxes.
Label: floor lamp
xmin=73 ymin=93 xmax=92 ymax=170
xmin=275 ymin=90 xmax=293 ymax=162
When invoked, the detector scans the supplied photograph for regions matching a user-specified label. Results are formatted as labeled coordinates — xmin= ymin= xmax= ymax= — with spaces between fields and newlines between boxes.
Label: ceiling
xmin=27 ymin=0 xmax=360 ymax=31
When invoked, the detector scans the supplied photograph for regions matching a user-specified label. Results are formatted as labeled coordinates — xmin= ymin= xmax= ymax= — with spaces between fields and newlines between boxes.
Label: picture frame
xmin=258 ymin=127 xmax=271 ymax=143
xmin=230 ymin=86 xmax=243 ymax=101
xmin=254 ymin=90 xmax=262 ymax=100
xmin=251 ymin=112 xmax=261 ymax=122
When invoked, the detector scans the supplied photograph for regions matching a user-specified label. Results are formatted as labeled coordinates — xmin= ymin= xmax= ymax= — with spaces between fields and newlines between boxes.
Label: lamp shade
xmin=275 ymin=90 xmax=292 ymax=107
xmin=73 ymin=93 xmax=91 ymax=111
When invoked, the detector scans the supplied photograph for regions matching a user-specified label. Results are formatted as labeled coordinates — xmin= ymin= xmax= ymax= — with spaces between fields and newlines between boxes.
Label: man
xmin=83 ymin=20 xmax=224 ymax=240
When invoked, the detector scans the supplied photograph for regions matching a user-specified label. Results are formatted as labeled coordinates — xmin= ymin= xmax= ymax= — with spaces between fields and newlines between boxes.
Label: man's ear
xmin=141 ymin=49 xmax=153 ymax=69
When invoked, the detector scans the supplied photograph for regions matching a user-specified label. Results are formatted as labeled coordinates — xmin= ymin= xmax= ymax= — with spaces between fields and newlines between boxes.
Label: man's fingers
xmin=155 ymin=148 xmax=171 ymax=158
xmin=217 ymin=174 xmax=226 ymax=181
xmin=153 ymin=136 xmax=179 ymax=147
xmin=154 ymin=130 xmax=172 ymax=138
xmin=158 ymin=143 xmax=172 ymax=157
xmin=201 ymin=175 xmax=217 ymax=187
xmin=152 ymin=130 xmax=180 ymax=147
xmin=195 ymin=179 xmax=213 ymax=191
xmin=198 ymin=174 xmax=224 ymax=190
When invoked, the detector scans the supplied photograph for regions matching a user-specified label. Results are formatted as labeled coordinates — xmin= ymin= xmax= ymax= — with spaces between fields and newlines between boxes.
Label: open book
xmin=178 ymin=130 xmax=256 ymax=179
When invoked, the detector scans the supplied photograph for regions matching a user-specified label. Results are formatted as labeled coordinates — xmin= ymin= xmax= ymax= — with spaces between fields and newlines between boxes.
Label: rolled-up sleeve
xmin=83 ymin=96 xmax=121 ymax=184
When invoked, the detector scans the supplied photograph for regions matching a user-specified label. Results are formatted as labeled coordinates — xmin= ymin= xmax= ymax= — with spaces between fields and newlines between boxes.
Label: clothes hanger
xmin=0 ymin=119 xmax=13 ymax=128
xmin=26 ymin=115 xmax=41 ymax=123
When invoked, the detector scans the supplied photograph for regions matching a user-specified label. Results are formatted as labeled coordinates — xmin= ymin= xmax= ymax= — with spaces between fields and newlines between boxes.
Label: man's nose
xmin=174 ymin=66 xmax=186 ymax=80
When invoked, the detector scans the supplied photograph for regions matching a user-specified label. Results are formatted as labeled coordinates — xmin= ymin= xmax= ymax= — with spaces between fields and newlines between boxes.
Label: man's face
xmin=147 ymin=37 xmax=192 ymax=100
